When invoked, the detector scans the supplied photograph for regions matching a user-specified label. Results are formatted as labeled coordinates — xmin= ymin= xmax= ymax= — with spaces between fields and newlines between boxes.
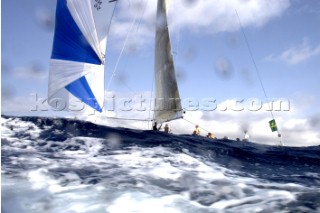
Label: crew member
xmin=194 ymin=125 xmax=200 ymax=135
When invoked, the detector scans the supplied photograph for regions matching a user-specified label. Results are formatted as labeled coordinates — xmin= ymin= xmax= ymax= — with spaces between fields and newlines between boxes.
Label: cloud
xmin=109 ymin=0 xmax=290 ymax=50
xmin=79 ymin=96 xmax=319 ymax=147
xmin=1 ymin=85 xmax=16 ymax=99
xmin=308 ymin=115 xmax=320 ymax=129
xmin=13 ymin=63 xmax=48 ymax=80
xmin=172 ymin=108 xmax=320 ymax=147
xmin=5 ymin=92 xmax=318 ymax=147
xmin=288 ymin=0 xmax=320 ymax=15
xmin=282 ymin=117 xmax=320 ymax=146
xmin=266 ymin=38 xmax=320 ymax=64
xmin=167 ymin=0 xmax=290 ymax=33
xmin=2 ymin=94 xmax=42 ymax=113
xmin=1 ymin=93 xmax=71 ymax=118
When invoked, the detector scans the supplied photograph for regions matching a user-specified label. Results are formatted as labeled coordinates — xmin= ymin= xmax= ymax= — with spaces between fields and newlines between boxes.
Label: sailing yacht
xmin=48 ymin=0 xmax=183 ymax=127
xmin=47 ymin=0 xmax=281 ymax=143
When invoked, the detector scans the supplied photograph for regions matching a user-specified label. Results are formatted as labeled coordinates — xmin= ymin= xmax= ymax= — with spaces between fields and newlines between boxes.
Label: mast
xmin=153 ymin=0 xmax=183 ymax=124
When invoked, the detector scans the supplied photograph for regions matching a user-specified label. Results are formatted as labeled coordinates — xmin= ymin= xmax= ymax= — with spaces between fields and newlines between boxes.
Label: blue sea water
xmin=1 ymin=115 xmax=320 ymax=213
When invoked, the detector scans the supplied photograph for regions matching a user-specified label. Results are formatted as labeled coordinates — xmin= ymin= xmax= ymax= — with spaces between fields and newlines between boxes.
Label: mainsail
xmin=48 ymin=0 xmax=117 ymax=112
xmin=153 ymin=0 xmax=183 ymax=123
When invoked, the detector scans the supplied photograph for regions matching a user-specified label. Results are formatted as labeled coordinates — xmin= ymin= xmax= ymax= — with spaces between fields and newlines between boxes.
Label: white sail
xmin=153 ymin=0 xmax=183 ymax=123
xmin=48 ymin=0 xmax=117 ymax=112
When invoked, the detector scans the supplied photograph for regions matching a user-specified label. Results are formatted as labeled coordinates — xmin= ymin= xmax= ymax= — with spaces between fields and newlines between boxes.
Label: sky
xmin=1 ymin=0 xmax=320 ymax=146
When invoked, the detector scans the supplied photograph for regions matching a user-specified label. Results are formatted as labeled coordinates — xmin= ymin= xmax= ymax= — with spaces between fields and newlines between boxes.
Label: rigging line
xmin=235 ymin=10 xmax=275 ymax=119
xmin=100 ymin=0 xmax=119 ymax=57
xmin=104 ymin=0 xmax=151 ymax=127
xmin=109 ymin=0 xmax=119 ymax=32
xmin=129 ymin=0 xmax=151 ymax=128
xmin=102 ymin=0 xmax=119 ymax=112
xmin=182 ymin=117 xmax=210 ymax=133
xmin=148 ymin=72 xmax=155 ymax=129
xmin=235 ymin=11 xmax=280 ymax=121
xmin=235 ymin=10 xmax=282 ymax=145
xmin=106 ymin=6 xmax=141 ymax=92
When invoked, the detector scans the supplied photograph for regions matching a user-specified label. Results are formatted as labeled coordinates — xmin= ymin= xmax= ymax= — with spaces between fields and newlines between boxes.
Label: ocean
xmin=2 ymin=115 xmax=320 ymax=213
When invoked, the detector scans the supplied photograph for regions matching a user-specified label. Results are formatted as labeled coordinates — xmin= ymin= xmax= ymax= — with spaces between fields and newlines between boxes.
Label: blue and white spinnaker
xmin=48 ymin=0 xmax=117 ymax=112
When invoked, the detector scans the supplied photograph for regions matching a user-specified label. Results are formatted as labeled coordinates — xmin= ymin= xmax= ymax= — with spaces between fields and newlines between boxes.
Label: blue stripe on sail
xmin=51 ymin=0 xmax=101 ymax=65
xmin=65 ymin=76 xmax=102 ymax=112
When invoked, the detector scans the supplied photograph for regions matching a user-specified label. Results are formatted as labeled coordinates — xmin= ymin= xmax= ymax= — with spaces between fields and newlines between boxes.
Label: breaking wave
xmin=2 ymin=115 xmax=320 ymax=213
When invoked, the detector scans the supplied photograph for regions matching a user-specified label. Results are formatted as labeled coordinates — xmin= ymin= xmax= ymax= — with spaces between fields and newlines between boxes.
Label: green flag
xmin=269 ymin=119 xmax=278 ymax=132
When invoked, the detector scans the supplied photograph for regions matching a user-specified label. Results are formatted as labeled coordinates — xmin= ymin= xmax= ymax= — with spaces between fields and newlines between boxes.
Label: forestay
xmin=153 ymin=0 xmax=183 ymax=123
xmin=48 ymin=0 xmax=117 ymax=112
